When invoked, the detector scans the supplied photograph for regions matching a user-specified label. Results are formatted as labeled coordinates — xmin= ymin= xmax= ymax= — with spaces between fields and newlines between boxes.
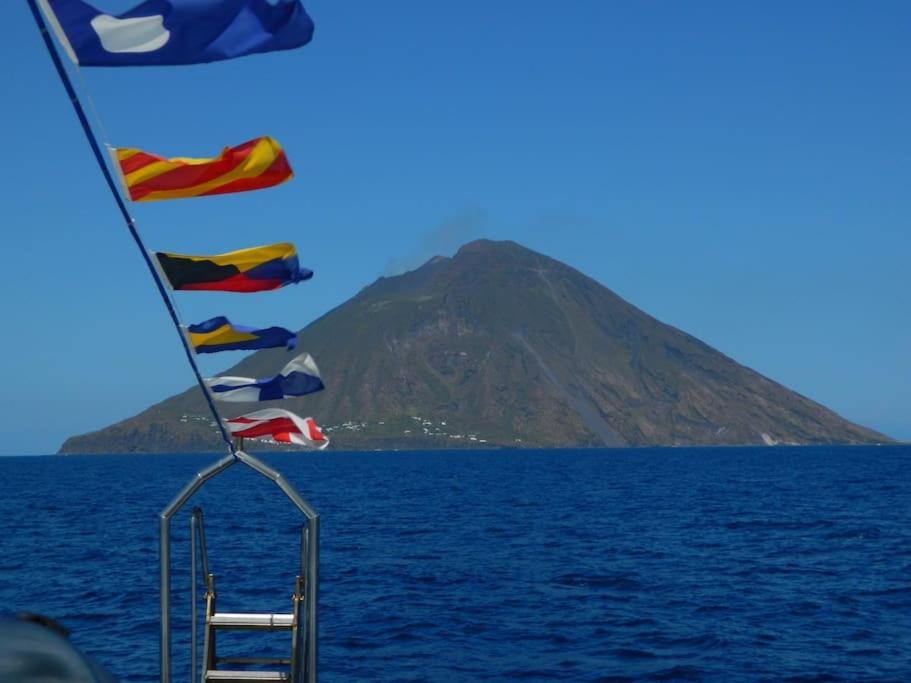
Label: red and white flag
xmin=226 ymin=409 xmax=328 ymax=449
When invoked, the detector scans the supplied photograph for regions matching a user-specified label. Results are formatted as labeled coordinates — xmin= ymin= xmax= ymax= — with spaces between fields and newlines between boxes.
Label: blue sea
xmin=1 ymin=446 xmax=910 ymax=682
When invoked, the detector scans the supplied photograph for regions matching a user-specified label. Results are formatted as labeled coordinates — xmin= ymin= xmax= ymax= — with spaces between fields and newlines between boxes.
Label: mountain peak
xmin=454 ymin=238 xmax=537 ymax=260
xmin=457 ymin=238 xmax=518 ymax=252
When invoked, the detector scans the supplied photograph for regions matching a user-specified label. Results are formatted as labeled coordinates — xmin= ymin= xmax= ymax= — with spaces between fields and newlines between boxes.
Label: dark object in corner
xmin=0 ymin=613 xmax=117 ymax=682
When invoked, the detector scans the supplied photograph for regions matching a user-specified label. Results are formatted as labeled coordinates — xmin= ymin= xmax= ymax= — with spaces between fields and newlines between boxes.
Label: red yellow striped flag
xmin=111 ymin=136 xmax=293 ymax=202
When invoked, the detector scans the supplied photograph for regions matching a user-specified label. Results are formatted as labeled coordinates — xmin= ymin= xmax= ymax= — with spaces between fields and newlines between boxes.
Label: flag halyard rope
xmin=25 ymin=0 xmax=236 ymax=456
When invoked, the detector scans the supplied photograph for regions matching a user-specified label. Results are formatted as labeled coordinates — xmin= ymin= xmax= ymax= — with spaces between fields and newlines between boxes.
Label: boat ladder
xmin=191 ymin=508 xmax=310 ymax=683
xmin=160 ymin=449 xmax=319 ymax=683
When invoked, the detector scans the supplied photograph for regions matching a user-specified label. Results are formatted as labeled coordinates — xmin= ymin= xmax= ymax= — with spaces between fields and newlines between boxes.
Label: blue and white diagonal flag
xmin=38 ymin=0 xmax=314 ymax=67
xmin=207 ymin=353 xmax=323 ymax=403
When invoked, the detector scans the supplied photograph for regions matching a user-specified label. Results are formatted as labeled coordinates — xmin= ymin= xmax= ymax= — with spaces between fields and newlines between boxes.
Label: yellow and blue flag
xmin=186 ymin=317 xmax=297 ymax=354
xmin=38 ymin=0 xmax=314 ymax=67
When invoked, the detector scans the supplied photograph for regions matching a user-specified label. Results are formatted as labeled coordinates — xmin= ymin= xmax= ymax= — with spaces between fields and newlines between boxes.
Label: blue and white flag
xmin=207 ymin=353 xmax=323 ymax=403
xmin=38 ymin=0 xmax=314 ymax=67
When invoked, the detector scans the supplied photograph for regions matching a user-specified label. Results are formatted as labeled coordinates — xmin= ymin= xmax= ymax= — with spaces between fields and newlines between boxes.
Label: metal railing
xmin=160 ymin=448 xmax=319 ymax=683
xmin=190 ymin=507 xmax=212 ymax=683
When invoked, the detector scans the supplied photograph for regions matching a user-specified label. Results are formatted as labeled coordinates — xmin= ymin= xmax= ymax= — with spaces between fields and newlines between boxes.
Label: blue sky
xmin=1 ymin=0 xmax=908 ymax=454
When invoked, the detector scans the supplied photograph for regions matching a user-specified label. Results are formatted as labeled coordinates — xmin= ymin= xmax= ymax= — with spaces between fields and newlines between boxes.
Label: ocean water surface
xmin=1 ymin=446 xmax=909 ymax=682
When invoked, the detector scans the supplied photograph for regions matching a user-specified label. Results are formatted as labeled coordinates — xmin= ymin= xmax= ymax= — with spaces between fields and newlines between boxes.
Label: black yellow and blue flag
xmin=186 ymin=317 xmax=297 ymax=354
xmin=38 ymin=0 xmax=314 ymax=67
xmin=156 ymin=243 xmax=312 ymax=293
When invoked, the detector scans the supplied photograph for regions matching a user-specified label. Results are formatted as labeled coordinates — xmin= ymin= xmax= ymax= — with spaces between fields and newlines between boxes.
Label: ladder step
xmin=216 ymin=658 xmax=291 ymax=666
xmin=205 ymin=671 xmax=288 ymax=682
xmin=209 ymin=613 xmax=294 ymax=631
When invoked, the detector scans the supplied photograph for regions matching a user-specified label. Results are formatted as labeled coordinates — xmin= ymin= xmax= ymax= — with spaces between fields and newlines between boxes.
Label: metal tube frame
xmin=190 ymin=514 xmax=197 ymax=682
xmin=159 ymin=450 xmax=320 ymax=683
xmin=190 ymin=507 xmax=211 ymax=683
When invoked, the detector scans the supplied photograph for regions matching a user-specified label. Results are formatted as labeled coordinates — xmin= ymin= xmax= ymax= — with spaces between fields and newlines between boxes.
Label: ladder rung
xmin=205 ymin=671 xmax=288 ymax=682
xmin=216 ymin=657 xmax=292 ymax=666
xmin=209 ymin=613 xmax=294 ymax=630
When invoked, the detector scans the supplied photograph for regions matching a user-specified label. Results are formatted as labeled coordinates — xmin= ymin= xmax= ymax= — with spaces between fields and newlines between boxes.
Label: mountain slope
xmin=60 ymin=240 xmax=889 ymax=453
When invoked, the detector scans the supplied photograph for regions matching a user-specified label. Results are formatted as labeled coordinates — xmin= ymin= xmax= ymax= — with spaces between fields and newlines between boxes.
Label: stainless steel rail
xmin=160 ymin=450 xmax=320 ymax=683
xmin=191 ymin=513 xmax=197 ymax=682
xmin=190 ymin=508 xmax=211 ymax=683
